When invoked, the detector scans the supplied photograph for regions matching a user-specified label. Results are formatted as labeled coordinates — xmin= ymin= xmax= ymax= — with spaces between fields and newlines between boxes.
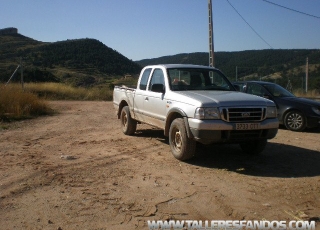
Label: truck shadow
xmin=189 ymin=142 xmax=320 ymax=178
xmin=279 ymin=125 xmax=320 ymax=133
xmin=134 ymin=128 xmax=320 ymax=178
xmin=134 ymin=129 xmax=168 ymax=143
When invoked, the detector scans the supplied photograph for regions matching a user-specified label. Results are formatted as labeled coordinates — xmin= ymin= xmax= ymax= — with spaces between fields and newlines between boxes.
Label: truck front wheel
xmin=239 ymin=139 xmax=267 ymax=155
xmin=120 ymin=106 xmax=137 ymax=135
xmin=169 ymin=118 xmax=196 ymax=161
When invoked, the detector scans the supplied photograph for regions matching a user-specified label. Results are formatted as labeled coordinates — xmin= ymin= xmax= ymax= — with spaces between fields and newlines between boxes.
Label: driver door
xmin=143 ymin=68 xmax=167 ymax=129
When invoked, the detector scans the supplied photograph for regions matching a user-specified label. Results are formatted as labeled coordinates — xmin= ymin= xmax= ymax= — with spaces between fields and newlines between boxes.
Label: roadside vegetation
xmin=25 ymin=82 xmax=113 ymax=100
xmin=0 ymin=82 xmax=116 ymax=125
xmin=0 ymin=84 xmax=53 ymax=124
xmin=293 ymin=88 xmax=320 ymax=99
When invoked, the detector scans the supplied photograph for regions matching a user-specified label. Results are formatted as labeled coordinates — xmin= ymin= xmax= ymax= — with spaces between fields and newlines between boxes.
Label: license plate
xmin=236 ymin=123 xmax=260 ymax=130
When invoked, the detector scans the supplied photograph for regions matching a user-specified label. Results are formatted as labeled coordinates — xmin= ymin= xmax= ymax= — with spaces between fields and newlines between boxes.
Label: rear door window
xmin=139 ymin=68 xmax=152 ymax=90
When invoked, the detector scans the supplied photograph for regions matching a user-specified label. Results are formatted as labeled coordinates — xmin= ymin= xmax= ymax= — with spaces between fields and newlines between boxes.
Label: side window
xmin=234 ymin=83 xmax=246 ymax=92
xmin=247 ymin=84 xmax=266 ymax=97
xmin=148 ymin=69 xmax=165 ymax=91
xmin=139 ymin=68 xmax=152 ymax=90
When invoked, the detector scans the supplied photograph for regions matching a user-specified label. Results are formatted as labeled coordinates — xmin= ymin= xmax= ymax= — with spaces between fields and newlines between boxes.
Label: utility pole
xmin=208 ymin=0 xmax=215 ymax=67
xmin=236 ymin=66 xmax=238 ymax=81
xmin=286 ymin=79 xmax=293 ymax=92
xmin=305 ymin=57 xmax=308 ymax=93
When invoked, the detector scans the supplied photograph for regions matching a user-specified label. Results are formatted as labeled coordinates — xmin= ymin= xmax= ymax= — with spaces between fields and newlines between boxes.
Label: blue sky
xmin=1 ymin=0 xmax=320 ymax=61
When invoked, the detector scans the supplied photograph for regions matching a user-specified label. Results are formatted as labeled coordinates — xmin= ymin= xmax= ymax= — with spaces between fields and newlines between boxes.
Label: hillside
xmin=0 ymin=33 xmax=141 ymax=86
xmin=136 ymin=50 xmax=320 ymax=91
xmin=1 ymin=31 xmax=320 ymax=91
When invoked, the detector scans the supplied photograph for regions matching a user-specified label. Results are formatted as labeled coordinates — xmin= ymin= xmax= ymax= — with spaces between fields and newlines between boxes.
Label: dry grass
xmin=294 ymin=89 xmax=320 ymax=99
xmin=25 ymin=82 xmax=113 ymax=101
xmin=0 ymin=82 xmax=113 ymax=124
xmin=0 ymin=84 xmax=53 ymax=121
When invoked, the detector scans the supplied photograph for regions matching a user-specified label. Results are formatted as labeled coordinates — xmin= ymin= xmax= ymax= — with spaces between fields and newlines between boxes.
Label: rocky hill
xmin=0 ymin=33 xmax=141 ymax=86
xmin=1 ymin=30 xmax=320 ymax=90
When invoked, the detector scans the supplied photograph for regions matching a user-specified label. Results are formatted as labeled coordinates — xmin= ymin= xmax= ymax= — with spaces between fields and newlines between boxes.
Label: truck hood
xmin=175 ymin=90 xmax=275 ymax=107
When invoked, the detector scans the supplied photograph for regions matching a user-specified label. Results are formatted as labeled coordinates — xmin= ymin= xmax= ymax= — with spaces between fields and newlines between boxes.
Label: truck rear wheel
xmin=169 ymin=118 xmax=196 ymax=161
xmin=239 ymin=139 xmax=267 ymax=155
xmin=120 ymin=106 xmax=137 ymax=135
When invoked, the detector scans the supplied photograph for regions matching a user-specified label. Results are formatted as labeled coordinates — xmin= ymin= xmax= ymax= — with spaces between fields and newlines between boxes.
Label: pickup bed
xmin=113 ymin=64 xmax=279 ymax=161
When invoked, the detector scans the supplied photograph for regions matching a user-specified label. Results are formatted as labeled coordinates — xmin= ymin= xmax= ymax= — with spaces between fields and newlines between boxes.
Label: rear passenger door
xmin=133 ymin=68 xmax=152 ymax=122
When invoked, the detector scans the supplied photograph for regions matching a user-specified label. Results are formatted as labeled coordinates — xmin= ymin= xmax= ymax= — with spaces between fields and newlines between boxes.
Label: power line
xmin=225 ymin=0 xmax=273 ymax=49
xmin=262 ymin=0 xmax=320 ymax=19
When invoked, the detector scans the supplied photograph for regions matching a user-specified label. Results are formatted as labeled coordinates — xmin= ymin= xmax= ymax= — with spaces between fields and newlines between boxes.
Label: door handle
xmin=145 ymin=97 xmax=149 ymax=101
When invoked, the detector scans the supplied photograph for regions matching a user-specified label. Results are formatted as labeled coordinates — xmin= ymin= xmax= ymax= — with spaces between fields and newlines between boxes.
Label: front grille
xmin=220 ymin=107 xmax=266 ymax=122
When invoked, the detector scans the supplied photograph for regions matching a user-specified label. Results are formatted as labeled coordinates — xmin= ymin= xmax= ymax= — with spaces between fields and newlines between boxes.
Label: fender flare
xmin=165 ymin=108 xmax=193 ymax=139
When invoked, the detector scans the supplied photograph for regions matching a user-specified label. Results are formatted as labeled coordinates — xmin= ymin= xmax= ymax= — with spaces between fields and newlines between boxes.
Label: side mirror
xmin=151 ymin=84 xmax=165 ymax=93
xmin=263 ymin=94 xmax=271 ymax=99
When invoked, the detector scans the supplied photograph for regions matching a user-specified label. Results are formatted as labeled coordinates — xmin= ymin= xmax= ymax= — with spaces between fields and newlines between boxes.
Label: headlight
xmin=266 ymin=106 xmax=277 ymax=118
xmin=195 ymin=107 xmax=220 ymax=119
xmin=312 ymin=107 xmax=320 ymax=115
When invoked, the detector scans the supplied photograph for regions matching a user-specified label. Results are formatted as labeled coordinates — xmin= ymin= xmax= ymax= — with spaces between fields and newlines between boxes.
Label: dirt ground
xmin=0 ymin=101 xmax=319 ymax=230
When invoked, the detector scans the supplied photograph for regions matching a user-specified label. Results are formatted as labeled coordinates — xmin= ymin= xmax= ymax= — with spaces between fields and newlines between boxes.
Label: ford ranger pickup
xmin=113 ymin=64 xmax=279 ymax=161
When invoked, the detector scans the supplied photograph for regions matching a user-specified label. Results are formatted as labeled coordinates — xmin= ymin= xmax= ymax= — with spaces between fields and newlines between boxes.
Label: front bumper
xmin=306 ymin=115 xmax=320 ymax=128
xmin=188 ymin=118 xmax=279 ymax=144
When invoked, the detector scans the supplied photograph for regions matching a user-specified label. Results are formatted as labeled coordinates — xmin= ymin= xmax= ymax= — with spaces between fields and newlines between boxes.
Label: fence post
xmin=20 ymin=57 xmax=24 ymax=90
xmin=5 ymin=65 xmax=20 ymax=86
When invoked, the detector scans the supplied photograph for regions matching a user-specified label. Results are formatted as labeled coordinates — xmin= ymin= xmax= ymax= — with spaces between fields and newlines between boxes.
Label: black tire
xmin=120 ymin=106 xmax=137 ymax=135
xmin=169 ymin=118 xmax=196 ymax=161
xmin=284 ymin=110 xmax=306 ymax=132
xmin=239 ymin=139 xmax=267 ymax=155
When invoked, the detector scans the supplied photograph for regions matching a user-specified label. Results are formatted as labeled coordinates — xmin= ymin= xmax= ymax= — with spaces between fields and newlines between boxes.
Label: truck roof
xmin=145 ymin=64 xmax=219 ymax=70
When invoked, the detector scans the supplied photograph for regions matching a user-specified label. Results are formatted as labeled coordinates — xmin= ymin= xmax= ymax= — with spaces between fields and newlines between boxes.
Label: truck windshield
xmin=167 ymin=68 xmax=234 ymax=91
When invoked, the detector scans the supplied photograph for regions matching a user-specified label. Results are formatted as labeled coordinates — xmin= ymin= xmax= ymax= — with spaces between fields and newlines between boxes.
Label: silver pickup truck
xmin=113 ymin=64 xmax=279 ymax=161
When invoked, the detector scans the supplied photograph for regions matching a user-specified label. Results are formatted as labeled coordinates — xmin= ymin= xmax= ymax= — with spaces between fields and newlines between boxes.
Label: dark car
xmin=233 ymin=81 xmax=320 ymax=132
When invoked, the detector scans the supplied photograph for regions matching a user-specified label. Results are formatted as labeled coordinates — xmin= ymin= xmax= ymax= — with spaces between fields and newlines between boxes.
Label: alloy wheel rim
xmin=287 ymin=113 xmax=303 ymax=129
